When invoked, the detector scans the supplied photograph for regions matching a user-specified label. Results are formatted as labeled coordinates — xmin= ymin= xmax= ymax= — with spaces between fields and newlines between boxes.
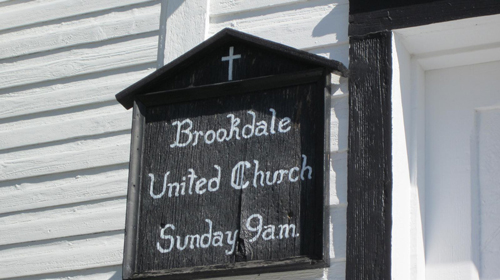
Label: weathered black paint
xmin=346 ymin=32 xmax=392 ymax=280
xmin=350 ymin=0 xmax=442 ymax=14
xmin=347 ymin=2 xmax=500 ymax=280
xmin=349 ymin=0 xmax=500 ymax=36
xmin=119 ymin=29 xmax=345 ymax=279
xmin=137 ymin=81 xmax=322 ymax=270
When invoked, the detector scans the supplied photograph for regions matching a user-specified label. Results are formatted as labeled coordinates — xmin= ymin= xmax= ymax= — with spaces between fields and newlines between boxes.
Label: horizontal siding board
xmin=0 ymin=69 xmax=152 ymax=119
xmin=0 ymin=35 xmax=158 ymax=90
xmin=0 ymin=199 xmax=126 ymax=246
xmin=211 ymin=0 xmax=309 ymax=16
xmin=0 ymin=138 xmax=130 ymax=182
xmin=0 ymin=233 xmax=123 ymax=279
xmin=0 ymin=110 xmax=132 ymax=150
xmin=0 ymin=133 xmax=127 ymax=161
xmin=211 ymin=0 xmax=348 ymax=16
xmin=0 ymin=103 xmax=125 ymax=133
xmin=0 ymin=168 xmax=128 ymax=214
xmin=9 ymin=264 xmax=345 ymax=280
xmin=0 ymin=3 xmax=161 ymax=60
xmin=209 ymin=0 xmax=348 ymax=49
xmin=308 ymin=42 xmax=349 ymax=67
xmin=0 ymin=0 xmax=158 ymax=32
xmin=13 ymin=266 xmax=122 ymax=280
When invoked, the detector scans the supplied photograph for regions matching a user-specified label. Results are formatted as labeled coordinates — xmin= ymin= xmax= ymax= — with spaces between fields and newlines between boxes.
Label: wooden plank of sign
xmin=237 ymin=82 xmax=325 ymax=262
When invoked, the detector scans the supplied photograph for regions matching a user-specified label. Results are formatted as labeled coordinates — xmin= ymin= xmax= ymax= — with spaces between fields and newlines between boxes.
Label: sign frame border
xmin=122 ymin=68 xmax=333 ymax=280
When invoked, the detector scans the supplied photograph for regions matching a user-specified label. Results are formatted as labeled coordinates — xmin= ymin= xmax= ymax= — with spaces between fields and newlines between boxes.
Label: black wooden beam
xmin=346 ymin=31 xmax=392 ymax=280
xmin=349 ymin=0 xmax=500 ymax=36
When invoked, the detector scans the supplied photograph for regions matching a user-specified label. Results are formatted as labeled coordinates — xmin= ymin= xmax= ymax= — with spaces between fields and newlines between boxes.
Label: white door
xmin=425 ymin=60 xmax=500 ymax=280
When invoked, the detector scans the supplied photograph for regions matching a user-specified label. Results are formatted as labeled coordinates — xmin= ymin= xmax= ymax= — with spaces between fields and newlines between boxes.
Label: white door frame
xmin=391 ymin=13 xmax=500 ymax=280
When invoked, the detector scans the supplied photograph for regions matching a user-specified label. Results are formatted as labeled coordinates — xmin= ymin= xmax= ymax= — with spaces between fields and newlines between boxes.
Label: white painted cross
xmin=221 ymin=46 xmax=241 ymax=81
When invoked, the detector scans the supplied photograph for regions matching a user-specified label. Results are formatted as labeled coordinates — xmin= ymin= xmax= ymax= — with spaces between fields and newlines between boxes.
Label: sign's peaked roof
xmin=116 ymin=28 xmax=348 ymax=109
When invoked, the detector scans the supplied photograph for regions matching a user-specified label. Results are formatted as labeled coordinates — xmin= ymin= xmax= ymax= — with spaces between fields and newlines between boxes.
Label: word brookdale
xmin=169 ymin=108 xmax=292 ymax=148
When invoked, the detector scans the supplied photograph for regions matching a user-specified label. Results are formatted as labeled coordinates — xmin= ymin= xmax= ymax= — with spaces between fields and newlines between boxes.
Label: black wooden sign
xmin=116 ymin=29 xmax=347 ymax=279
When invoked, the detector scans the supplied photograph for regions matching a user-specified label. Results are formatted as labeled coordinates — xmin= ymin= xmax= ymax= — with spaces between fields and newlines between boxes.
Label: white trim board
xmin=392 ymin=13 xmax=500 ymax=280
xmin=395 ymin=13 xmax=500 ymax=70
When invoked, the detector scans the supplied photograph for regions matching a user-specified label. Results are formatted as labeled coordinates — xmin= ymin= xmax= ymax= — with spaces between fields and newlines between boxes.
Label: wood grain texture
xmin=131 ymin=82 xmax=326 ymax=277
xmin=0 ymin=69 xmax=153 ymax=119
xmin=211 ymin=0 xmax=345 ymax=16
xmin=0 ymin=0 xmax=352 ymax=279
xmin=0 ymin=167 xmax=128 ymax=214
xmin=0 ymin=110 xmax=132 ymax=150
xmin=0 ymin=35 xmax=158 ymax=90
xmin=0 ymin=3 xmax=160 ymax=60
xmin=0 ymin=0 xmax=157 ymax=32
xmin=0 ymin=232 xmax=124 ymax=279
xmin=211 ymin=0 xmax=348 ymax=17
xmin=0 ymin=0 xmax=161 ymax=279
xmin=0 ymin=137 xmax=130 ymax=182
xmin=116 ymin=28 xmax=347 ymax=108
xmin=346 ymin=32 xmax=392 ymax=280
xmin=0 ymin=103 xmax=124 ymax=134
xmin=11 ymin=265 xmax=122 ymax=280
xmin=0 ymin=198 xmax=126 ymax=245
xmin=209 ymin=0 xmax=348 ymax=50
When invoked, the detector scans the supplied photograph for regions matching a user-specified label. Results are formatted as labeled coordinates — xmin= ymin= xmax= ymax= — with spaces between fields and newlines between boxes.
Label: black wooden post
xmin=346 ymin=32 xmax=392 ymax=280
xmin=347 ymin=1 xmax=500 ymax=279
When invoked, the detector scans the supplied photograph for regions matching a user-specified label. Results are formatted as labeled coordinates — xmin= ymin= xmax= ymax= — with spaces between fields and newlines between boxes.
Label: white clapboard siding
xmin=308 ymin=42 xmax=349 ymax=67
xmin=0 ymin=103 xmax=126 ymax=133
xmin=0 ymin=167 xmax=128 ymax=214
xmin=211 ymin=0 xmax=348 ymax=16
xmin=211 ymin=0 xmax=310 ymax=16
xmin=209 ymin=0 xmax=348 ymax=50
xmin=13 ymin=265 xmax=123 ymax=280
xmin=0 ymin=35 xmax=158 ymax=90
xmin=0 ymin=3 xmax=161 ymax=60
xmin=0 ymin=198 xmax=126 ymax=246
xmin=0 ymin=110 xmax=131 ymax=150
xmin=0 ymin=69 xmax=152 ymax=119
xmin=207 ymin=262 xmax=345 ymax=280
xmin=0 ymin=137 xmax=130 ymax=182
xmin=0 ymin=0 xmax=157 ymax=32
xmin=0 ymin=0 xmax=160 ymax=278
xmin=0 ymin=132 xmax=127 ymax=161
xmin=0 ymin=233 xmax=124 ymax=279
